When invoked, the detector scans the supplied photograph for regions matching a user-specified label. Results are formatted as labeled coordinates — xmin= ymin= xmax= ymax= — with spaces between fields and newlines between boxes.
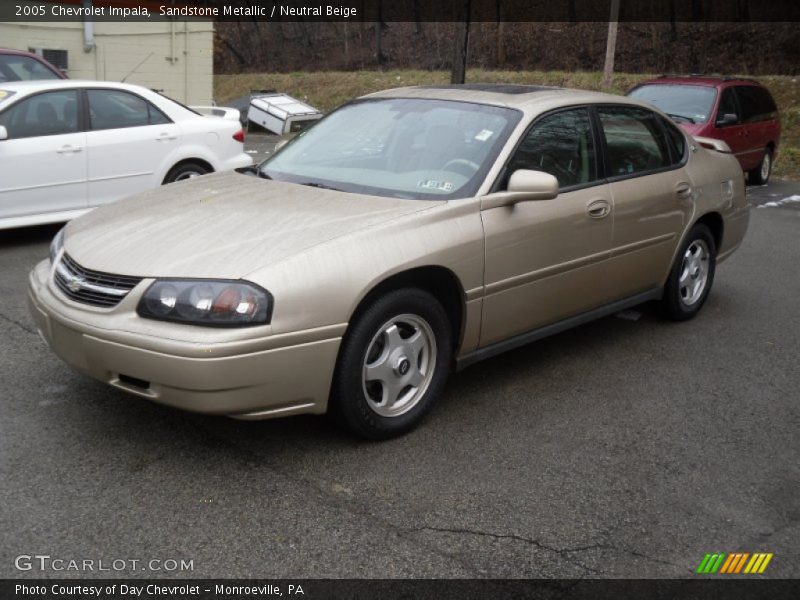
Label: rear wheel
xmin=163 ymin=161 xmax=210 ymax=184
xmin=330 ymin=288 xmax=452 ymax=440
xmin=749 ymin=147 xmax=772 ymax=185
xmin=660 ymin=223 xmax=716 ymax=321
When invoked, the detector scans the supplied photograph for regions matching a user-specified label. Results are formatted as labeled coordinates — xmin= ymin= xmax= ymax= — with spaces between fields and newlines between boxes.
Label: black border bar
xmin=3 ymin=579 xmax=800 ymax=600
xmin=4 ymin=0 xmax=800 ymax=22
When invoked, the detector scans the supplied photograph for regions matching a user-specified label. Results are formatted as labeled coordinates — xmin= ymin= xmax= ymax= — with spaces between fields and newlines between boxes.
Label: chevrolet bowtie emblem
xmin=67 ymin=276 xmax=85 ymax=293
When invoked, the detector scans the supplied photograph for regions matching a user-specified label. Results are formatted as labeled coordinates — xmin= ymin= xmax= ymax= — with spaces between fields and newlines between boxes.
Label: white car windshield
xmin=259 ymin=98 xmax=521 ymax=200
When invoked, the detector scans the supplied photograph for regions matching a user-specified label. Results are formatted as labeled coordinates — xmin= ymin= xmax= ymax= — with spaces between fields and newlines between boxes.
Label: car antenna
xmin=120 ymin=52 xmax=154 ymax=83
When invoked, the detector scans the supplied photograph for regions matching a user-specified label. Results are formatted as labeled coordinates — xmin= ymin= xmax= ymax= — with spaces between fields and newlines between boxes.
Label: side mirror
xmin=274 ymin=139 xmax=288 ymax=152
xmin=0 ymin=125 xmax=7 ymax=141
xmin=716 ymin=113 xmax=738 ymax=127
xmin=481 ymin=169 xmax=559 ymax=211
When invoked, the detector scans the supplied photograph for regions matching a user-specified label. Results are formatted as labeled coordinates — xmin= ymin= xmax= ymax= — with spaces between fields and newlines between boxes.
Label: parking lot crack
xmin=0 ymin=311 xmax=35 ymax=335
xmin=409 ymin=526 xmax=604 ymax=574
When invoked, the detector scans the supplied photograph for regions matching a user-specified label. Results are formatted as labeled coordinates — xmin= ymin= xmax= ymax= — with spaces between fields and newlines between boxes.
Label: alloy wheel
xmin=679 ymin=239 xmax=710 ymax=306
xmin=361 ymin=313 xmax=437 ymax=418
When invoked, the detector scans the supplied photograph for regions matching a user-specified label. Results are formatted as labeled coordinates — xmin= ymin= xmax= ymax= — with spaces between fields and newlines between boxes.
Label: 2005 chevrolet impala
xmin=28 ymin=84 xmax=749 ymax=439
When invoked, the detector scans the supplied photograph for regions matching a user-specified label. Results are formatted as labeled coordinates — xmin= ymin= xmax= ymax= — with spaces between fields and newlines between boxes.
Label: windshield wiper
xmin=299 ymin=181 xmax=344 ymax=192
xmin=666 ymin=113 xmax=696 ymax=124
xmin=257 ymin=168 xmax=273 ymax=180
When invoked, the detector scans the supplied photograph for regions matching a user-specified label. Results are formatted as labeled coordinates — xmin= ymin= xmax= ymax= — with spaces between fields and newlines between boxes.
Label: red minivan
xmin=628 ymin=76 xmax=781 ymax=184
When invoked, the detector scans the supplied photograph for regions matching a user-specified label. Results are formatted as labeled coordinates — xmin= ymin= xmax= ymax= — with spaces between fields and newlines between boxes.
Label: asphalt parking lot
xmin=1 ymin=179 xmax=798 ymax=579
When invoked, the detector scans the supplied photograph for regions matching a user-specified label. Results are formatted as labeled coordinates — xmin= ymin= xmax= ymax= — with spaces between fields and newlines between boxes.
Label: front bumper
xmin=28 ymin=260 xmax=342 ymax=419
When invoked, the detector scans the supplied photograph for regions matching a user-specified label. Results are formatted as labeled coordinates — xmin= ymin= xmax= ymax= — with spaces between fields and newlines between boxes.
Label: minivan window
xmin=628 ymin=84 xmax=717 ymax=124
xmin=716 ymin=88 xmax=739 ymax=125
xmin=734 ymin=86 xmax=778 ymax=123
xmin=0 ymin=90 xmax=79 ymax=138
xmin=598 ymin=106 xmax=671 ymax=177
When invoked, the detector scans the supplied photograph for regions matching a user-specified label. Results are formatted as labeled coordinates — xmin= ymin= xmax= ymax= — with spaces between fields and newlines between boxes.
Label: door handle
xmin=56 ymin=145 xmax=82 ymax=154
xmin=675 ymin=183 xmax=693 ymax=199
xmin=155 ymin=133 xmax=177 ymax=141
xmin=586 ymin=199 xmax=611 ymax=219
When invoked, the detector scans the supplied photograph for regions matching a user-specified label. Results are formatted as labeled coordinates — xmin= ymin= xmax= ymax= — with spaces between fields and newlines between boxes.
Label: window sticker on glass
xmin=418 ymin=179 xmax=454 ymax=192
xmin=475 ymin=129 xmax=494 ymax=141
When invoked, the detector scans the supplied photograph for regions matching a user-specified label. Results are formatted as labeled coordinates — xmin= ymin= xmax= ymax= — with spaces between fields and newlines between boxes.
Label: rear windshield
xmin=0 ymin=55 xmax=60 ymax=83
xmin=628 ymin=84 xmax=717 ymax=124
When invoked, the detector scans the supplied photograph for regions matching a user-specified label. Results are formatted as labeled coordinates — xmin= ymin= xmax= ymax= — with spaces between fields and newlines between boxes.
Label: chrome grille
xmin=54 ymin=253 xmax=142 ymax=308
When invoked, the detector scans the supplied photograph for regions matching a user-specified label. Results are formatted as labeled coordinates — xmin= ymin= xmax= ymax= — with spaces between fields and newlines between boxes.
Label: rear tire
xmin=330 ymin=288 xmax=452 ymax=440
xmin=660 ymin=223 xmax=716 ymax=321
xmin=749 ymin=147 xmax=772 ymax=185
xmin=163 ymin=161 xmax=210 ymax=184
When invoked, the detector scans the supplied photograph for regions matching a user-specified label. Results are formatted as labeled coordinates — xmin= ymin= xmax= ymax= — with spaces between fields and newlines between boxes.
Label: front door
xmin=713 ymin=87 xmax=760 ymax=171
xmin=480 ymin=107 xmax=615 ymax=347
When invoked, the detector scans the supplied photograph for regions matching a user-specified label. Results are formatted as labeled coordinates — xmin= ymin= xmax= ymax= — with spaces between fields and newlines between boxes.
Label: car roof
xmin=0 ymin=79 xmax=152 ymax=99
xmin=361 ymin=84 xmax=645 ymax=111
xmin=0 ymin=48 xmax=42 ymax=57
xmin=636 ymin=75 xmax=763 ymax=88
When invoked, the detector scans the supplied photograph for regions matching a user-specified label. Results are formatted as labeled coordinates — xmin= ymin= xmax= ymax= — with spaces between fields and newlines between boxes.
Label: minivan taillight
xmin=233 ymin=129 xmax=245 ymax=143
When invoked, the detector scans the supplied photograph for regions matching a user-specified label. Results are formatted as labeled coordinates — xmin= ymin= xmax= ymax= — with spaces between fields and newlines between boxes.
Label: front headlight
xmin=49 ymin=227 xmax=65 ymax=264
xmin=137 ymin=280 xmax=272 ymax=327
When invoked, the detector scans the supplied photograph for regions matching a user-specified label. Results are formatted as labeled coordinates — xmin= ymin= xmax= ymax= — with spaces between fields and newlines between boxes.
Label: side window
xmin=735 ymin=86 xmax=777 ymax=123
xmin=716 ymin=88 xmax=739 ymax=125
xmin=598 ymin=106 xmax=670 ymax=177
xmin=148 ymin=104 xmax=171 ymax=125
xmin=87 ymin=89 xmax=170 ymax=130
xmin=506 ymin=108 xmax=596 ymax=189
xmin=660 ymin=116 xmax=686 ymax=164
xmin=0 ymin=89 xmax=79 ymax=138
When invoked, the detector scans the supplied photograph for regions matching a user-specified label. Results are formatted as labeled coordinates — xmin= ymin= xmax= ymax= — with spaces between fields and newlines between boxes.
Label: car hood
xmin=64 ymin=171 xmax=440 ymax=279
xmin=677 ymin=122 xmax=705 ymax=135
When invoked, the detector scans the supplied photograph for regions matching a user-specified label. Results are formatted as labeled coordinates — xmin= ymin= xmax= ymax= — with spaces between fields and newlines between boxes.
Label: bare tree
xmin=602 ymin=0 xmax=621 ymax=87
xmin=451 ymin=0 xmax=472 ymax=84
xmin=495 ymin=0 xmax=505 ymax=68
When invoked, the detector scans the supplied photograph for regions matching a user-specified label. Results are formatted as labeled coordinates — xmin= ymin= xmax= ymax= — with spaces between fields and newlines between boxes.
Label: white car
xmin=0 ymin=80 xmax=253 ymax=230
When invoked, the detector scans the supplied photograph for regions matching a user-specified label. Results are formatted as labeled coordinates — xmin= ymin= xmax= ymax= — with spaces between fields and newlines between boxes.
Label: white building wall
xmin=0 ymin=15 xmax=214 ymax=105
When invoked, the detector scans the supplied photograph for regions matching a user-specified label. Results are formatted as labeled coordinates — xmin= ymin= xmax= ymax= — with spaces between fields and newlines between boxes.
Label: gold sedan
xmin=28 ymin=84 xmax=749 ymax=439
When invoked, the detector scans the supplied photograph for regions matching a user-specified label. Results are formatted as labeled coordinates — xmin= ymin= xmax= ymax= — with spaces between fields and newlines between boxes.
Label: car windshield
xmin=259 ymin=98 xmax=521 ymax=200
xmin=0 ymin=55 xmax=60 ymax=83
xmin=628 ymin=84 xmax=717 ymax=124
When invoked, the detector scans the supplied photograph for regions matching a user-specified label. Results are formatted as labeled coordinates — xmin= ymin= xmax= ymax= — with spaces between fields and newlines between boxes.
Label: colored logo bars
xmin=696 ymin=552 xmax=773 ymax=574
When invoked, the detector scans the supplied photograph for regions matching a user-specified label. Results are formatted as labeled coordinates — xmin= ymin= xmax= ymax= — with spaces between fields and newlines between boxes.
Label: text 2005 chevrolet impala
xmin=28 ymin=85 xmax=749 ymax=439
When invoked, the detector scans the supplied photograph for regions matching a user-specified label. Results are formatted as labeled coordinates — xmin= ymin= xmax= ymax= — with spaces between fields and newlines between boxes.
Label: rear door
xmin=480 ymin=106 xmax=615 ymax=346
xmin=0 ymin=89 xmax=87 ymax=219
xmin=598 ymin=105 xmax=692 ymax=297
xmin=733 ymin=85 xmax=779 ymax=168
xmin=85 ymin=88 xmax=179 ymax=206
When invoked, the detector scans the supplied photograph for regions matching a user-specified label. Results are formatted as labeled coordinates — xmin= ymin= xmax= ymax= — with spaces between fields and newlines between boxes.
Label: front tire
xmin=163 ymin=161 xmax=211 ymax=184
xmin=749 ymin=147 xmax=772 ymax=185
xmin=331 ymin=288 xmax=452 ymax=440
xmin=660 ymin=223 xmax=716 ymax=321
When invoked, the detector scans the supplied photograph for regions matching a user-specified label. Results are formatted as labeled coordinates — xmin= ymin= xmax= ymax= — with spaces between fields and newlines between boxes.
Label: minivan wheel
xmin=331 ymin=288 xmax=452 ymax=439
xmin=163 ymin=161 xmax=210 ymax=184
xmin=749 ymin=148 xmax=772 ymax=185
xmin=660 ymin=223 xmax=717 ymax=321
